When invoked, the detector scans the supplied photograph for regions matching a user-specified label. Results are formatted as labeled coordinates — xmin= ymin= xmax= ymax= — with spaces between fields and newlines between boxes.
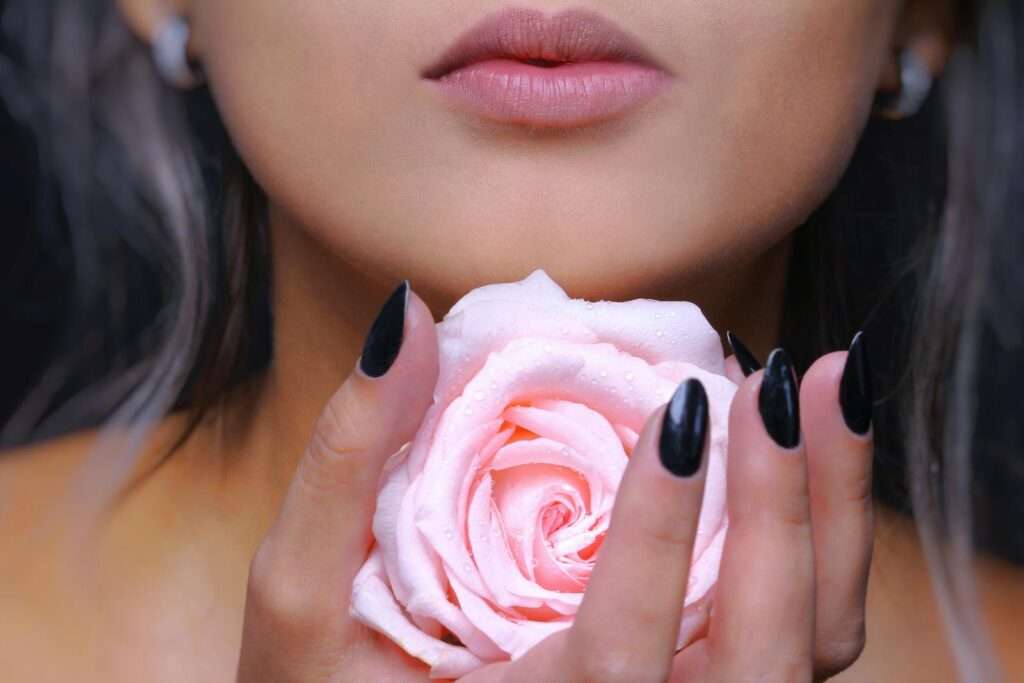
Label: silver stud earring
xmin=152 ymin=16 xmax=204 ymax=89
xmin=875 ymin=49 xmax=933 ymax=120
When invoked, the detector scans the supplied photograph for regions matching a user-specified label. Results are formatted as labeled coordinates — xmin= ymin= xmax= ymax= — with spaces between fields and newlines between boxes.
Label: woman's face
xmin=185 ymin=1 xmax=903 ymax=301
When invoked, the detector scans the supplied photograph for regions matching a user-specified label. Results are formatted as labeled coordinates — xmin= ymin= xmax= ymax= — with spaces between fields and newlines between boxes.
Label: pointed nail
xmin=359 ymin=280 xmax=409 ymax=378
xmin=840 ymin=332 xmax=873 ymax=435
xmin=659 ymin=379 xmax=709 ymax=477
xmin=759 ymin=349 xmax=801 ymax=449
xmin=727 ymin=331 xmax=762 ymax=377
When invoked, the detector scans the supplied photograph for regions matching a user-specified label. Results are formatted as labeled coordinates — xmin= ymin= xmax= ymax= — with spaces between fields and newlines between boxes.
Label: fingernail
xmin=759 ymin=348 xmax=801 ymax=449
xmin=727 ymin=331 xmax=762 ymax=377
xmin=659 ymin=378 xmax=709 ymax=477
xmin=359 ymin=280 xmax=409 ymax=378
xmin=840 ymin=331 xmax=873 ymax=435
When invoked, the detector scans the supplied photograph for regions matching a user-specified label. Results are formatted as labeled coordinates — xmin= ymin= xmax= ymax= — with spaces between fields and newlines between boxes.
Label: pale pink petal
xmin=448 ymin=570 xmax=572 ymax=661
xmin=350 ymin=550 xmax=486 ymax=679
xmin=502 ymin=405 xmax=626 ymax=497
xmin=468 ymin=473 xmax=581 ymax=615
xmin=415 ymin=418 xmax=503 ymax=597
xmin=490 ymin=438 xmax=615 ymax=514
xmin=389 ymin=475 xmax=503 ymax=657
xmin=687 ymin=521 xmax=728 ymax=605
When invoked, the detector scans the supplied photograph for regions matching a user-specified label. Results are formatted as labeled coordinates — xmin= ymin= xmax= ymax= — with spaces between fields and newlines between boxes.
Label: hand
xmin=235 ymin=282 xmax=873 ymax=682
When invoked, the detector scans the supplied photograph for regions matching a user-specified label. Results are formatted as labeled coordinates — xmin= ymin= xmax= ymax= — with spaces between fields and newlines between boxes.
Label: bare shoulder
xmin=0 ymin=429 xmax=105 ymax=680
xmin=1 ymin=428 xmax=100 ymax=522
xmin=0 ymin=420 xmax=190 ymax=682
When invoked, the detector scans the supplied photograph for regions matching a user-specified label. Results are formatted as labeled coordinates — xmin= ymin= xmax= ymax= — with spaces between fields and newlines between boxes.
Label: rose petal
xmin=448 ymin=569 xmax=572 ymax=661
xmin=468 ymin=473 xmax=582 ymax=615
xmin=350 ymin=549 xmax=486 ymax=679
xmin=435 ymin=269 xmax=724 ymax=406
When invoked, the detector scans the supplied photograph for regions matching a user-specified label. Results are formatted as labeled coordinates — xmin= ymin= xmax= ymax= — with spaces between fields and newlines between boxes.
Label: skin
xmin=4 ymin=0 xmax=1021 ymax=680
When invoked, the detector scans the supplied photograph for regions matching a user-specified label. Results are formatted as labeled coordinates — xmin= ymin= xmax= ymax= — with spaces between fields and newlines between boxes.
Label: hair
xmin=0 ymin=0 xmax=1017 ymax=678
xmin=0 ymin=0 xmax=270 ymax=472
xmin=907 ymin=0 xmax=1023 ymax=679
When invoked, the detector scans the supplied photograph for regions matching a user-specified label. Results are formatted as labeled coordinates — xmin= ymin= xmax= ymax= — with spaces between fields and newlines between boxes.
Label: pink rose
xmin=350 ymin=269 xmax=736 ymax=679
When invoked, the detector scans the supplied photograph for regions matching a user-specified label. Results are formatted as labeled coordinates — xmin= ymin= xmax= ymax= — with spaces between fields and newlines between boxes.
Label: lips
xmin=422 ymin=7 xmax=673 ymax=128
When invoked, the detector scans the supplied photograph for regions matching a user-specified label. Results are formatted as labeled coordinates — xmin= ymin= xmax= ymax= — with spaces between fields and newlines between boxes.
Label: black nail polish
xmin=759 ymin=349 xmax=801 ymax=449
xmin=359 ymin=281 xmax=409 ymax=378
xmin=659 ymin=379 xmax=709 ymax=477
xmin=840 ymin=331 xmax=873 ymax=435
xmin=727 ymin=331 xmax=762 ymax=377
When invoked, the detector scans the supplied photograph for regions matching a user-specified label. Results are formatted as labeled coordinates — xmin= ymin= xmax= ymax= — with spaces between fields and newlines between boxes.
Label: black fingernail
xmin=759 ymin=349 xmax=801 ymax=449
xmin=659 ymin=379 xmax=709 ymax=477
xmin=726 ymin=331 xmax=762 ymax=377
xmin=359 ymin=280 xmax=409 ymax=378
xmin=840 ymin=331 xmax=873 ymax=435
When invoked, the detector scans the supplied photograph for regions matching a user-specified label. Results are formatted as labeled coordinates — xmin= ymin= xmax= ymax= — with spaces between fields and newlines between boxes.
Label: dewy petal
xmin=468 ymin=473 xmax=581 ymax=615
xmin=448 ymin=569 xmax=572 ymax=661
xmin=502 ymin=405 xmax=626 ymax=508
xmin=389 ymin=474 xmax=502 ymax=656
xmin=415 ymin=418 xmax=504 ymax=597
xmin=350 ymin=549 xmax=486 ymax=680
xmin=429 ymin=269 xmax=726 ymax=429
xmin=490 ymin=438 xmax=613 ymax=515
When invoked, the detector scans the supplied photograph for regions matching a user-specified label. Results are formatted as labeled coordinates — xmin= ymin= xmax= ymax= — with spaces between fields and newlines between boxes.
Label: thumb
xmin=255 ymin=280 xmax=439 ymax=607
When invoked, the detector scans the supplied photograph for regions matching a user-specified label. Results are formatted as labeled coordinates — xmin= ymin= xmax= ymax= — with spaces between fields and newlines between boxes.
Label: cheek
xmin=682 ymin=1 xmax=896 ymax=240
xmin=193 ymin=0 xmax=409 ymax=212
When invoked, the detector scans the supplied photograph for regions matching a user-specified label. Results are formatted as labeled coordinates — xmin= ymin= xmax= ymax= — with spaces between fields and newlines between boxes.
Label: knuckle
xmin=301 ymin=427 xmax=365 ymax=494
xmin=838 ymin=462 xmax=873 ymax=509
xmin=773 ymin=494 xmax=813 ymax=533
xmin=636 ymin=509 xmax=699 ymax=551
xmin=564 ymin=635 xmax=670 ymax=683
xmin=246 ymin=541 xmax=329 ymax=633
xmin=575 ymin=650 xmax=670 ymax=683
xmin=315 ymin=391 xmax=370 ymax=459
xmin=815 ymin=623 xmax=867 ymax=678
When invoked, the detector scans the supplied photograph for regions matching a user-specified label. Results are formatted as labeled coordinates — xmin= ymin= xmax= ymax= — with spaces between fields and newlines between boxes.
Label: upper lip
xmin=421 ymin=7 xmax=670 ymax=79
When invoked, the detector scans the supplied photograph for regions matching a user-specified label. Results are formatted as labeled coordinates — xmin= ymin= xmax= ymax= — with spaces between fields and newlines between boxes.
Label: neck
xmin=215 ymin=208 xmax=792 ymax=515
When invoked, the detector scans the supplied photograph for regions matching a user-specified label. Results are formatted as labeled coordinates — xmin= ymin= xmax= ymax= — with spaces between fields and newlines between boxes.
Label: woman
xmin=0 ymin=0 xmax=1018 ymax=680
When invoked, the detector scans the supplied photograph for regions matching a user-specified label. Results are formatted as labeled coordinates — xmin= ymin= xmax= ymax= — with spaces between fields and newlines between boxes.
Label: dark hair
xmin=906 ymin=0 xmax=1023 ymax=677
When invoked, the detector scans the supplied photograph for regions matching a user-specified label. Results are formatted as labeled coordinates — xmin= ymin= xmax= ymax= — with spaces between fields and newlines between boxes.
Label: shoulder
xmin=0 ymin=429 xmax=104 ymax=679
xmin=0 ymin=419 xmax=192 ymax=682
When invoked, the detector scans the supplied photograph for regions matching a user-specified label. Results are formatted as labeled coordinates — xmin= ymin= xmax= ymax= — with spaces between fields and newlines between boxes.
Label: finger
xmin=707 ymin=349 xmax=816 ymax=680
xmin=724 ymin=356 xmax=747 ymax=385
xmin=801 ymin=337 xmax=874 ymax=677
xmin=247 ymin=281 xmax=438 ymax=620
xmin=563 ymin=379 xmax=711 ymax=683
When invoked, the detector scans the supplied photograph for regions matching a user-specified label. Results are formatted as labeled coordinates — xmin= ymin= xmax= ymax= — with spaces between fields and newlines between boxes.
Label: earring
xmin=152 ymin=16 xmax=204 ymax=89
xmin=874 ymin=49 xmax=933 ymax=120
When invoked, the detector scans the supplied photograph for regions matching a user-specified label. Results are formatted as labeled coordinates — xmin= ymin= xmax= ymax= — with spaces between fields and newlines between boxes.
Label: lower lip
xmin=428 ymin=58 xmax=671 ymax=128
